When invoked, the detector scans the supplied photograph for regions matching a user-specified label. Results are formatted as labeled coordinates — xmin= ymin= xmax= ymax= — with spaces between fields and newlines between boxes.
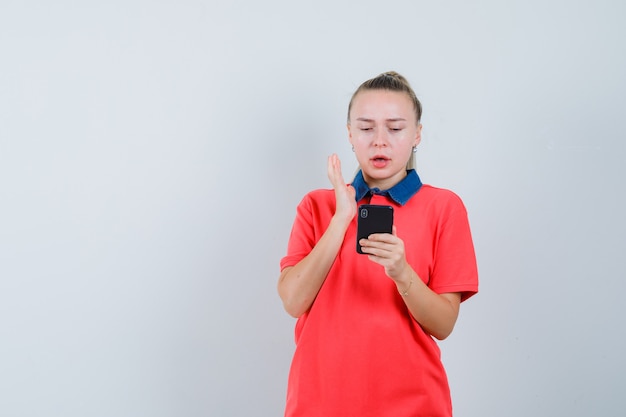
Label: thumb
xmin=346 ymin=184 xmax=356 ymax=199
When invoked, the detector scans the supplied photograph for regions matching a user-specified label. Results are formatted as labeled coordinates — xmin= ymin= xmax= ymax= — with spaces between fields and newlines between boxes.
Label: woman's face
xmin=348 ymin=89 xmax=422 ymax=190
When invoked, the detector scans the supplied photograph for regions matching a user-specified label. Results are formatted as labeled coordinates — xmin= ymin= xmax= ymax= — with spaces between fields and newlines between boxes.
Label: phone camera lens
xmin=360 ymin=208 xmax=368 ymax=218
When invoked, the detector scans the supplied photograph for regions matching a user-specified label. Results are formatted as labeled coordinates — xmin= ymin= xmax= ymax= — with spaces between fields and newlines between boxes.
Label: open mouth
xmin=371 ymin=156 xmax=390 ymax=168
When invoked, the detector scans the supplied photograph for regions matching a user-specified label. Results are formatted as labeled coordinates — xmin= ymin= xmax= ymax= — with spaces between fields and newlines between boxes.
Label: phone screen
xmin=356 ymin=204 xmax=394 ymax=254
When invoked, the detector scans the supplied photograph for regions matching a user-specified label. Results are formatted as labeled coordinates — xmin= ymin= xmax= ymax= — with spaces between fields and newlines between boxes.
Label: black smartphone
xmin=356 ymin=204 xmax=394 ymax=254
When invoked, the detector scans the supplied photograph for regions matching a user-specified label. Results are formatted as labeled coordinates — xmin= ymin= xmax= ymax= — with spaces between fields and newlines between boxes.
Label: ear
xmin=414 ymin=123 xmax=422 ymax=147
xmin=347 ymin=123 xmax=354 ymax=147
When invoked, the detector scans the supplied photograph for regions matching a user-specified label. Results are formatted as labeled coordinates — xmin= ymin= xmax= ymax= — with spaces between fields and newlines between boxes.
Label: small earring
xmin=352 ymin=146 xmax=355 ymax=152
xmin=412 ymin=146 xmax=418 ymax=153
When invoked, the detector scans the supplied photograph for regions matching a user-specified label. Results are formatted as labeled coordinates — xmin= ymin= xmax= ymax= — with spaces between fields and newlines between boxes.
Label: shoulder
xmin=295 ymin=188 xmax=336 ymax=214
xmin=290 ymin=189 xmax=336 ymax=230
xmin=416 ymin=185 xmax=467 ymax=210
xmin=299 ymin=188 xmax=334 ymax=205
xmin=304 ymin=188 xmax=334 ymax=199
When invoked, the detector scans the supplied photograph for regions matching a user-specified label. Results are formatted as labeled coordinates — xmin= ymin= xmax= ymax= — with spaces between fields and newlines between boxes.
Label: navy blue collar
xmin=351 ymin=169 xmax=422 ymax=206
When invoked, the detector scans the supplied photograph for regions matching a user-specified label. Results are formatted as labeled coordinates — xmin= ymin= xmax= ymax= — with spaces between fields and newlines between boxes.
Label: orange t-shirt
xmin=280 ymin=183 xmax=478 ymax=417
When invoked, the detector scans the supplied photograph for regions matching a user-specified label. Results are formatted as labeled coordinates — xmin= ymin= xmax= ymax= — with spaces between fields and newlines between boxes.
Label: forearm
xmin=278 ymin=216 xmax=350 ymax=318
xmin=394 ymin=268 xmax=461 ymax=340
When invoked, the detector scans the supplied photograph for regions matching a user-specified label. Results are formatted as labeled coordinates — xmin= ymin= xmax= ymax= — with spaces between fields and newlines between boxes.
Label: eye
xmin=360 ymin=127 xmax=373 ymax=131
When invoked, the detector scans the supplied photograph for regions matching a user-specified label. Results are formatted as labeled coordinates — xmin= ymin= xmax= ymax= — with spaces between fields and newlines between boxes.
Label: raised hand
xmin=277 ymin=155 xmax=358 ymax=318
xmin=327 ymin=154 xmax=356 ymax=225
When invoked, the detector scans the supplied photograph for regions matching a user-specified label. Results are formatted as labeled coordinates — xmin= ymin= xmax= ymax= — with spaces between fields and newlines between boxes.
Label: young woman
xmin=278 ymin=71 xmax=479 ymax=417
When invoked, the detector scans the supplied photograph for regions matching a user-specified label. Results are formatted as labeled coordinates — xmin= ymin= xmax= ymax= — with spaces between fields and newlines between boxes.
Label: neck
xmin=362 ymin=169 xmax=407 ymax=190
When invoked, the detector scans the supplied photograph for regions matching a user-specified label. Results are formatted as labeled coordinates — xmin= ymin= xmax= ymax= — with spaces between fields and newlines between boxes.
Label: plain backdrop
xmin=1 ymin=1 xmax=625 ymax=416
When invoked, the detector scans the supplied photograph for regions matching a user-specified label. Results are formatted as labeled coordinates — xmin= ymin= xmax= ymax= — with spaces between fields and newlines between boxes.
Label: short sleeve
xmin=429 ymin=194 xmax=479 ymax=302
xmin=280 ymin=191 xmax=332 ymax=271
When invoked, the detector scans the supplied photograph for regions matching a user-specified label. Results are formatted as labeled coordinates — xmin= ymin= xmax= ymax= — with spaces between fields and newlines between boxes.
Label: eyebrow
xmin=356 ymin=117 xmax=407 ymax=122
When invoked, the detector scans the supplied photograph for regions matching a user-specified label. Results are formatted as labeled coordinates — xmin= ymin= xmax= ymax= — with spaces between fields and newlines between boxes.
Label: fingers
xmin=327 ymin=154 xmax=344 ymax=188
xmin=364 ymin=232 xmax=396 ymax=244
xmin=358 ymin=236 xmax=395 ymax=255
xmin=328 ymin=154 xmax=357 ymax=222
xmin=328 ymin=154 xmax=353 ymax=198
xmin=359 ymin=233 xmax=403 ymax=260
xmin=360 ymin=235 xmax=407 ymax=278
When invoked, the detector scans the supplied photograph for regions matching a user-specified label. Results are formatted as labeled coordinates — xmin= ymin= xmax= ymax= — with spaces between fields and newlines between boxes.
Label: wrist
xmin=398 ymin=276 xmax=413 ymax=296
xmin=330 ymin=212 xmax=353 ymax=231
xmin=394 ymin=268 xmax=414 ymax=296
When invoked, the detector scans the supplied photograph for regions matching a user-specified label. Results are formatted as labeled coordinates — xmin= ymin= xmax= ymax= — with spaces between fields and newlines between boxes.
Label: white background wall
xmin=1 ymin=1 xmax=624 ymax=416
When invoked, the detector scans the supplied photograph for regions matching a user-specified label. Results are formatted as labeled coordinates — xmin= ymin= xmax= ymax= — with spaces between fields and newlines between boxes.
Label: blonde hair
xmin=348 ymin=71 xmax=422 ymax=170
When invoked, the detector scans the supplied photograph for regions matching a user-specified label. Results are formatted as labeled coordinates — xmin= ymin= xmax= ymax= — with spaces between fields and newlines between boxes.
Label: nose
xmin=373 ymin=129 xmax=389 ymax=148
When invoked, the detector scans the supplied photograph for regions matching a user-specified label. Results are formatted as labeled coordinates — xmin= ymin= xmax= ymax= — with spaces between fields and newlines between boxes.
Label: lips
xmin=371 ymin=155 xmax=390 ymax=168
